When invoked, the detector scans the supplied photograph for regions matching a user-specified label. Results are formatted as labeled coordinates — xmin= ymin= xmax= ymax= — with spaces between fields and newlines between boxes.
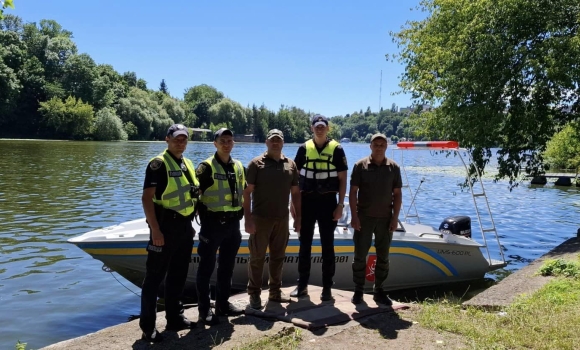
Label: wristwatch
xmin=337 ymin=203 xmax=345 ymax=207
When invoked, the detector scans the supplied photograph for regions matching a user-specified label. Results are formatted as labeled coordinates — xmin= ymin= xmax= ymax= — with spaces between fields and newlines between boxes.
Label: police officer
xmin=290 ymin=114 xmax=348 ymax=301
xmin=195 ymin=128 xmax=245 ymax=325
xmin=140 ymin=124 xmax=199 ymax=343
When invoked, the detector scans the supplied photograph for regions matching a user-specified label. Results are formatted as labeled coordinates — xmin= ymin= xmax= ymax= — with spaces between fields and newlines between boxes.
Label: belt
xmin=205 ymin=210 xmax=240 ymax=221
xmin=165 ymin=211 xmax=193 ymax=221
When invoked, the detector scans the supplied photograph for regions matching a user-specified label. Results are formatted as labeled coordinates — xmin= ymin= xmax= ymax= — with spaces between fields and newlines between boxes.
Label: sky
xmin=7 ymin=0 xmax=427 ymax=117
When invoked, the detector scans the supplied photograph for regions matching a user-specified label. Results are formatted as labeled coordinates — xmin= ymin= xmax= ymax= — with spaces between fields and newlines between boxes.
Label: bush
xmin=544 ymin=123 xmax=580 ymax=171
xmin=92 ymin=107 xmax=128 ymax=141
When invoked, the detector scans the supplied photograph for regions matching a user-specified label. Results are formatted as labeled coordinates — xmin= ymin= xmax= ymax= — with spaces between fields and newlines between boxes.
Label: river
xmin=0 ymin=139 xmax=578 ymax=349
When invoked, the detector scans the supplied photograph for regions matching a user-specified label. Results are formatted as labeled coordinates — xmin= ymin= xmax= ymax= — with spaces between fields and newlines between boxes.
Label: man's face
xmin=266 ymin=136 xmax=284 ymax=153
xmin=311 ymin=123 xmax=328 ymax=138
xmin=166 ymin=134 xmax=188 ymax=154
xmin=370 ymin=138 xmax=388 ymax=156
xmin=214 ymin=135 xmax=234 ymax=154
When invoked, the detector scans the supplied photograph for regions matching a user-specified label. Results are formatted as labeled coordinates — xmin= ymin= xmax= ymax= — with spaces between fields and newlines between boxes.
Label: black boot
xmin=290 ymin=285 xmax=308 ymax=298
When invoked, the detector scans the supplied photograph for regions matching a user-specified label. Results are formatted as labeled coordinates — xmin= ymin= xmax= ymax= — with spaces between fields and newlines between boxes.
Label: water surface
xmin=0 ymin=140 xmax=578 ymax=349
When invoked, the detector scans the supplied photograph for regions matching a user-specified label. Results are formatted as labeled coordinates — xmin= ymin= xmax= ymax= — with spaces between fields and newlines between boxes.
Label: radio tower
xmin=379 ymin=70 xmax=382 ymax=111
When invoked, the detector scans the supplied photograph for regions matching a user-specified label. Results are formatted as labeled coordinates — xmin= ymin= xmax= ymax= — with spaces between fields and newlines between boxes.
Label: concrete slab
xmin=40 ymin=286 xmax=408 ymax=350
xmin=463 ymin=237 xmax=580 ymax=309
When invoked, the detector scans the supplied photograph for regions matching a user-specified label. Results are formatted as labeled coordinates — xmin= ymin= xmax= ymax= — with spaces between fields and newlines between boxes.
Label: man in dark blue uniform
xmin=195 ymin=128 xmax=245 ymax=326
xmin=140 ymin=124 xmax=199 ymax=343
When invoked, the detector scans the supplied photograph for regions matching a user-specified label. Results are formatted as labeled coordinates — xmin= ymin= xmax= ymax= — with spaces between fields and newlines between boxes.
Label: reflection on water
xmin=0 ymin=140 xmax=579 ymax=349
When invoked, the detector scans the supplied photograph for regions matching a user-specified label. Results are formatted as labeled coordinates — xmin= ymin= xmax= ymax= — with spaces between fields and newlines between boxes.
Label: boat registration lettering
xmin=234 ymin=256 xmax=349 ymax=264
xmin=437 ymin=249 xmax=471 ymax=256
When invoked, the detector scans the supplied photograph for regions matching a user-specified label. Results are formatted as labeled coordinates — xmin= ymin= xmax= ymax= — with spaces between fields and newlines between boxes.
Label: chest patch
xmin=214 ymin=173 xmax=228 ymax=180
xmin=168 ymin=170 xmax=182 ymax=177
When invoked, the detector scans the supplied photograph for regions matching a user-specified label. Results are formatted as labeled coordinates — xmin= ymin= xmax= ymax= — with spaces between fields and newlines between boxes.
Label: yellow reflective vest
xmin=199 ymin=156 xmax=245 ymax=212
xmin=151 ymin=150 xmax=199 ymax=217
xmin=299 ymin=139 xmax=340 ymax=193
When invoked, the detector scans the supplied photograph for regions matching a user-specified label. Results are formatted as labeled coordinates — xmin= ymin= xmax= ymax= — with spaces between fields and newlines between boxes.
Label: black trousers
xmin=297 ymin=192 xmax=338 ymax=288
xmin=139 ymin=216 xmax=194 ymax=334
xmin=196 ymin=218 xmax=241 ymax=315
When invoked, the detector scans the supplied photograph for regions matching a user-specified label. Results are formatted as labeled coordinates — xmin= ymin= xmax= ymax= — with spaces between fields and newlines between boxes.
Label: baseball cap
xmin=370 ymin=133 xmax=388 ymax=143
xmin=266 ymin=129 xmax=284 ymax=140
xmin=167 ymin=124 xmax=189 ymax=138
xmin=311 ymin=114 xmax=329 ymax=127
xmin=214 ymin=127 xmax=233 ymax=140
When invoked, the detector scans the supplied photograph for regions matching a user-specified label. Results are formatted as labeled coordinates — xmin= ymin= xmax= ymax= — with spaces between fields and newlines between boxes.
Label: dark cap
xmin=214 ymin=127 xmax=233 ymax=140
xmin=167 ymin=124 xmax=189 ymax=138
xmin=311 ymin=114 xmax=329 ymax=127
xmin=370 ymin=133 xmax=388 ymax=143
xmin=266 ymin=129 xmax=284 ymax=140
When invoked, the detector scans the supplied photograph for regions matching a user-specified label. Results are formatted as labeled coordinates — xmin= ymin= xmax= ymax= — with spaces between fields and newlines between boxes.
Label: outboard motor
xmin=439 ymin=216 xmax=471 ymax=238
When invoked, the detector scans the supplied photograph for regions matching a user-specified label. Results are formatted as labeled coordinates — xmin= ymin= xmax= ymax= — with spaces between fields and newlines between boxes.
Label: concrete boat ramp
xmin=41 ymin=235 xmax=580 ymax=349
xmin=40 ymin=286 xmax=409 ymax=350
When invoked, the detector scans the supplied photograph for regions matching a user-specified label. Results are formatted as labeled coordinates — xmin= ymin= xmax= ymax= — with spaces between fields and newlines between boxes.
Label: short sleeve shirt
xmin=246 ymin=152 xmax=299 ymax=218
xmin=350 ymin=156 xmax=402 ymax=218
xmin=294 ymin=139 xmax=348 ymax=172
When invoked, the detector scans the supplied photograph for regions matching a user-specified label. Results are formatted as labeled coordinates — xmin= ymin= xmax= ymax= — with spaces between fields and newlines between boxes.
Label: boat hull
xmin=69 ymin=218 xmax=505 ymax=296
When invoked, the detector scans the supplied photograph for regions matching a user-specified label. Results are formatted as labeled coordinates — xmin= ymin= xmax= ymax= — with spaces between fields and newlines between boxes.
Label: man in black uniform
xmin=140 ymin=124 xmax=199 ymax=343
xmin=195 ymin=128 xmax=245 ymax=325
xmin=290 ymin=114 xmax=348 ymax=301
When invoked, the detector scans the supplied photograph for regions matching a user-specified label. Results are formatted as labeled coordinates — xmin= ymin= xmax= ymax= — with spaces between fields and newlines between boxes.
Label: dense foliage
xmin=0 ymin=15 xmax=413 ymax=143
xmin=544 ymin=122 xmax=580 ymax=172
xmin=391 ymin=0 xmax=580 ymax=186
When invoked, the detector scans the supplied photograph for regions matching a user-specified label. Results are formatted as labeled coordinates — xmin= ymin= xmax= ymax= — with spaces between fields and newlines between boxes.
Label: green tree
xmin=391 ymin=0 xmax=580 ymax=187
xmin=136 ymin=78 xmax=147 ymax=91
xmin=543 ymin=123 xmax=580 ymax=172
xmin=61 ymin=53 xmax=97 ymax=105
xmin=159 ymin=79 xmax=169 ymax=95
xmin=122 ymin=71 xmax=137 ymax=87
xmin=183 ymin=84 xmax=224 ymax=126
xmin=208 ymin=98 xmax=247 ymax=134
xmin=38 ymin=96 xmax=94 ymax=139
xmin=93 ymin=107 xmax=128 ymax=141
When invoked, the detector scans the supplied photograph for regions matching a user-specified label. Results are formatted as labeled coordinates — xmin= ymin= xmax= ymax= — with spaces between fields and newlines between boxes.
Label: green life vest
xmin=151 ymin=150 xmax=199 ymax=217
xmin=299 ymin=139 xmax=340 ymax=193
xmin=199 ymin=155 xmax=245 ymax=212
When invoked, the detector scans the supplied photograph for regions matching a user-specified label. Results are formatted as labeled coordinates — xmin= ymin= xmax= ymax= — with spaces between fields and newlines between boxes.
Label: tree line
xmin=0 ymin=15 xmax=414 ymax=143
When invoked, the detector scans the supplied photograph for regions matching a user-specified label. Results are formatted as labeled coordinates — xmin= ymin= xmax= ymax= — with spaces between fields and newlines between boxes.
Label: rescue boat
xmin=68 ymin=141 xmax=506 ymax=295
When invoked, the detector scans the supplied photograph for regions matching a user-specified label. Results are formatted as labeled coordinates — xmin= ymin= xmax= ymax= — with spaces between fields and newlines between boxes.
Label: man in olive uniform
xmin=290 ymin=114 xmax=348 ymax=301
xmin=349 ymin=133 xmax=402 ymax=305
xmin=243 ymin=129 xmax=301 ymax=310
xmin=140 ymin=124 xmax=199 ymax=343
xmin=195 ymin=128 xmax=245 ymax=325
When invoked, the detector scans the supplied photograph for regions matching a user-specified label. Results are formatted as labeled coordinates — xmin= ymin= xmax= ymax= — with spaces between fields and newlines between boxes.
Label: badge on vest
xmin=214 ymin=173 xmax=227 ymax=180
xmin=169 ymin=170 xmax=182 ymax=177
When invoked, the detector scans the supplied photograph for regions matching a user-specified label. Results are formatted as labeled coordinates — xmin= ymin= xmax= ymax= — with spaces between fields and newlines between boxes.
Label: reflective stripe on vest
xmin=299 ymin=139 xmax=340 ymax=192
xmin=152 ymin=151 xmax=199 ymax=216
xmin=200 ymin=156 xmax=244 ymax=212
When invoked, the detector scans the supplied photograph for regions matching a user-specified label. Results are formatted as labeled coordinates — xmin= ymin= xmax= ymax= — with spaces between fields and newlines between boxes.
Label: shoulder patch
xmin=149 ymin=159 xmax=163 ymax=171
xmin=336 ymin=145 xmax=343 ymax=150
xmin=343 ymin=157 xmax=348 ymax=166
xmin=196 ymin=163 xmax=206 ymax=175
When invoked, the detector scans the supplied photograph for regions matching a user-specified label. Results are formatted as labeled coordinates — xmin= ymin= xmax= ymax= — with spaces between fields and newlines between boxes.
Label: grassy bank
xmin=415 ymin=256 xmax=580 ymax=350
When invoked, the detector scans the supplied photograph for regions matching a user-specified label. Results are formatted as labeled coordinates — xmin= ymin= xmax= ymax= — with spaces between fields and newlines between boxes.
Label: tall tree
xmin=391 ymin=0 xmax=580 ymax=187
xmin=159 ymin=79 xmax=169 ymax=95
